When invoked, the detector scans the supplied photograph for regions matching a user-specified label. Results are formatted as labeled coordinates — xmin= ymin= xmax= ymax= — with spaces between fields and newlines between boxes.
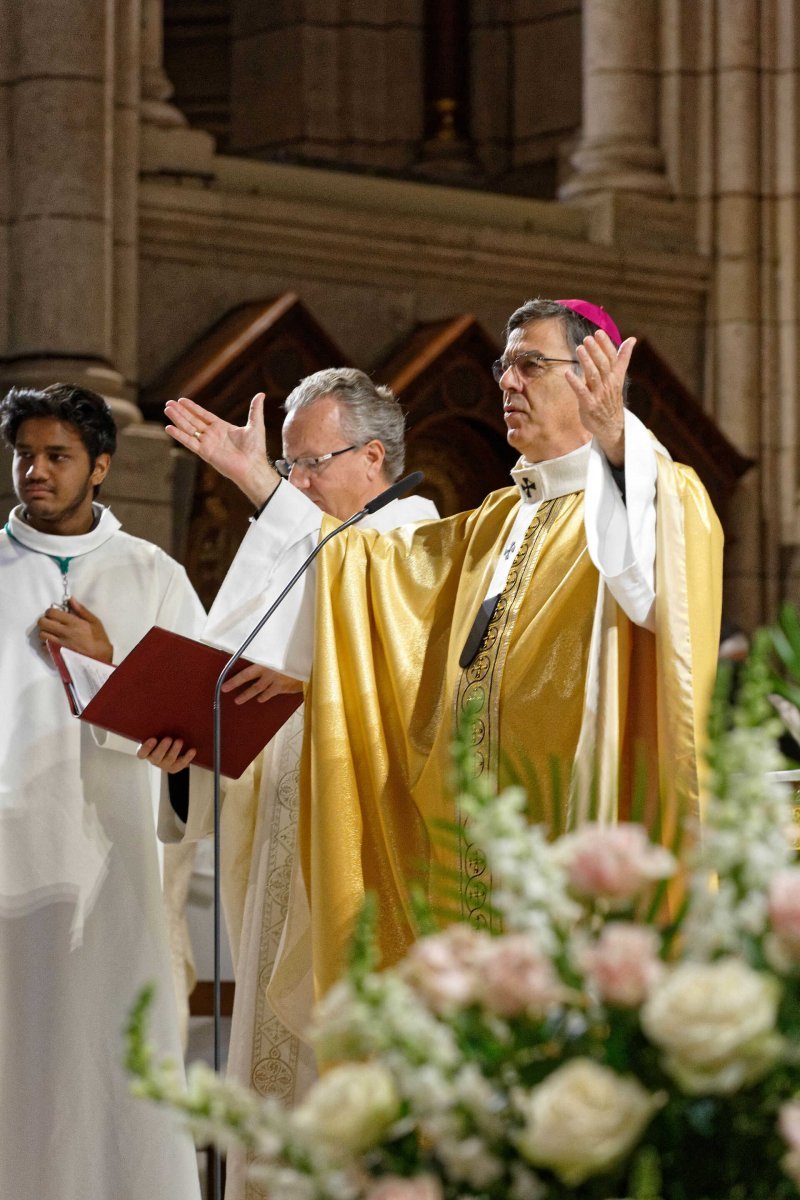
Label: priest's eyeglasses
xmin=492 ymin=351 xmax=579 ymax=383
xmin=274 ymin=444 xmax=358 ymax=479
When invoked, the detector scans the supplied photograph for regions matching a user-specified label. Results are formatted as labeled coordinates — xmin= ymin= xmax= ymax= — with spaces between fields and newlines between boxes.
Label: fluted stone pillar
xmin=771 ymin=0 xmax=800 ymax=569
xmin=708 ymin=0 xmax=764 ymax=624
xmin=0 ymin=2 xmax=11 ymax=358
xmin=113 ymin=0 xmax=143 ymax=401
xmin=560 ymin=0 xmax=669 ymax=198
xmin=0 ymin=0 xmax=140 ymax=425
xmin=139 ymin=0 xmax=215 ymax=177
xmin=141 ymin=0 xmax=185 ymax=129
xmin=658 ymin=0 xmax=800 ymax=623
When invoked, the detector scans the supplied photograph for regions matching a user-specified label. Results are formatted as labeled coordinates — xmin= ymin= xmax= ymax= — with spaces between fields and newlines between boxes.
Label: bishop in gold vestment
xmin=162 ymin=298 xmax=723 ymax=1015
xmin=301 ymin=441 xmax=721 ymax=996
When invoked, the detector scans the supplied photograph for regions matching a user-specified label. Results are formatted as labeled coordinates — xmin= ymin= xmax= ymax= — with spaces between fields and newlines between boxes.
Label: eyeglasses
xmin=491 ymin=351 xmax=579 ymax=384
xmin=273 ymin=444 xmax=359 ymax=479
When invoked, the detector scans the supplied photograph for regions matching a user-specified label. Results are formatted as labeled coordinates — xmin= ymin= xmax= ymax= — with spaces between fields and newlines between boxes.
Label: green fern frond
xmin=408 ymin=884 xmax=438 ymax=937
xmin=347 ymin=893 xmax=379 ymax=982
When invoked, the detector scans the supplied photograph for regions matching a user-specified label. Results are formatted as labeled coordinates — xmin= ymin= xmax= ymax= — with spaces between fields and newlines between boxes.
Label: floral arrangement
xmin=128 ymin=626 xmax=800 ymax=1200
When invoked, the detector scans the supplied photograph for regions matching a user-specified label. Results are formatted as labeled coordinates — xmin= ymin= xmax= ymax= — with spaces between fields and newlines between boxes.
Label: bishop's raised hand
xmin=564 ymin=331 xmax=636 ymax=469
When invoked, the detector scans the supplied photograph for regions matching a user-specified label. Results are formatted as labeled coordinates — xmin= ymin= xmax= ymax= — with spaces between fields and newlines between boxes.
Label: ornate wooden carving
xmin=377 ymin=319 xmax=753 ymax=525
xmin=142 ymin=298 xmax=752 ymax=605
xmin=375 ymin=315 xmax=516 ymax=516
xmin=626 ymin=340 xmax=755 ymax=525
xmin=141 ymin=293 xmax=348 ymax=606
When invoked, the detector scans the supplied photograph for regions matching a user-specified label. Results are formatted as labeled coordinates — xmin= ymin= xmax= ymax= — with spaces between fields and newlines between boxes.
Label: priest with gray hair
xmin=146 ymin=365 xmax=436 ymax=1200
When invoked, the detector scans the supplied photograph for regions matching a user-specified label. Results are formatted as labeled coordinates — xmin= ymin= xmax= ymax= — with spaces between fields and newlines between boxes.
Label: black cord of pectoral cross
xmin=459 ymin=594 xmax=500 ymax=668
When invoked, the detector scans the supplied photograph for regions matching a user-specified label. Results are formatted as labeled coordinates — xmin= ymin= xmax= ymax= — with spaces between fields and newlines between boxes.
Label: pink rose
xmin=365 ymin=1176 xmax=443 ymax=1200
xmin=579 ymin=922 xmax=664 ymax=1007
xmin=557 ymin=824 xmax=676 ymax=903
xmin=479 ymin=933 xmax=568 ymax=1017
xmin=780 ymin=1101 xmax=800 ymax=1150
xmin=769 ymin=868 xmax=800 ymax=955
xmin=779 ymin=1102 xmax=800 ymax=1186
xmin=402 ymin=925 xmax=492 ymax=1012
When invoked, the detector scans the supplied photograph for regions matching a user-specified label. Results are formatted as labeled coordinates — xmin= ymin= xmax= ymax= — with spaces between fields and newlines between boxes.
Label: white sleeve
xmin=91 ymin=555 xmax=206 ymax=756
xmin=583 ymin=408 xmax=658 ymax=631
xmin=202 ymin=481 xmax=323 ymax=681
xmin=152 ymin=557 xmax=206 ymax=640
xmin=158 ymin=765 xmax=215 ymax=844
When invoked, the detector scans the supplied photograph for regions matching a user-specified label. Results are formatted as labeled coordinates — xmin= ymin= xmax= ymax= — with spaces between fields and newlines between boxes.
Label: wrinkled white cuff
xmin=203 ymin=481 xmax=321 ymax=678
xmin=584 ymin=409 xmax=657 ymax=630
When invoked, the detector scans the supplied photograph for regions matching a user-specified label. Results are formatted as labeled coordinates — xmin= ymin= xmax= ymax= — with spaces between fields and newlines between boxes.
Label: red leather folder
xmin=49 ymin=626 xmax=304 ymax=779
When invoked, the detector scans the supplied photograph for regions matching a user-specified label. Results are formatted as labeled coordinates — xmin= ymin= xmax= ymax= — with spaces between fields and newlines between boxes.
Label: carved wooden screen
xmin=375 ymin=315 xmax=516 ymax=516
xmin=626 ymin=340 xmax=754 ymax=526
xmin=142 ymin=300 xmax=752 ymax=605
xmin=141 ymin=293 xmax=349 ymax=607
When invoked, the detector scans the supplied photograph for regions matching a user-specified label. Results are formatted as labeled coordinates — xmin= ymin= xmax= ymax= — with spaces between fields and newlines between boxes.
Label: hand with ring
xmin=564 ymin=330 xmax=636 ymax=468
xmin=164 ymin=393 xmax=279 ymax=506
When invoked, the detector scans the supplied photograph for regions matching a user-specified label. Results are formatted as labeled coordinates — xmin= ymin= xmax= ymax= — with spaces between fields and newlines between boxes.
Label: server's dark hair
xmin=0 ymin=383 xmax=117 ymax=460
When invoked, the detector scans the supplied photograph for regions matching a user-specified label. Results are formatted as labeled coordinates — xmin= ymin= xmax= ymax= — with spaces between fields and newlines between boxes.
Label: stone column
xmin=0 ymin=0 xmax=140 ymax=424
xmin=141 ymin=0 xmax=185 ymax=129
xmin=768 ymin=0 xmax=800 ymax=601
xmin=560 ymin=0 xmax=669 ymax=197
xmin=139 ymin=0 xmax=216 ymax=177
xmin=707 ymin=0 xmax=764 ymax=625
xmin=229 ymin=0 xmax=423 ymax=171
xmin=113 ymin=0 xmax=143 ymax=402
xmin=0 ymin=1 xmax=12 ymax=360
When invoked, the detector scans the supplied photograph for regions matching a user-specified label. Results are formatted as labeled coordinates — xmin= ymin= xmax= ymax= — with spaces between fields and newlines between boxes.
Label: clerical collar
xmin=510 ymin=442 xmax=591 ymax=504
xmin=6 ymin=504 xmax=121 ymax=557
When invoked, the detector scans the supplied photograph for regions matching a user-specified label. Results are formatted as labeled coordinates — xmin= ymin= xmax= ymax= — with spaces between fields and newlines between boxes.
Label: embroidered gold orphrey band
xmin=455 ymin=497 xmax=566 ymax=928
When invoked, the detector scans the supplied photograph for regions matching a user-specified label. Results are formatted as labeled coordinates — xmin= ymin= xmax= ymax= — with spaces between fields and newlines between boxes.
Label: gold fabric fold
xmin=299 ymin=468 xmax=723 ymax=999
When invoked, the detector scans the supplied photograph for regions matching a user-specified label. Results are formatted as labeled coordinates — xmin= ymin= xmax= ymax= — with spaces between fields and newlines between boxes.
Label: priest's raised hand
xmin=164 ymin=391 xmax=280 ymax=507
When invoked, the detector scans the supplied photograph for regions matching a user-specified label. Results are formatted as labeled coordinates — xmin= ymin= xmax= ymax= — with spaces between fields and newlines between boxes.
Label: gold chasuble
xmin=299 ymin=456 xmax=722 ymax=999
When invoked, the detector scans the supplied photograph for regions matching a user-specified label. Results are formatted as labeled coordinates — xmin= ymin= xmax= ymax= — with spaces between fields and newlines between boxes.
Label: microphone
xmin=363 ymin=470 xmax=423 ymax=514
xmin=208 ymin=469 xmax=425 ymax=1092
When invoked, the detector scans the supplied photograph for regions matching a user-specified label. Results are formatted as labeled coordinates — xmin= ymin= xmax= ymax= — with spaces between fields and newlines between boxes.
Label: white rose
xmin=514 ymin=1059 xmax=663 ymax=1185
xmin=641 ymin=958 xmax=783 ymax=1094
xmin=294 ymin=1062 xmax=399 ymax=1156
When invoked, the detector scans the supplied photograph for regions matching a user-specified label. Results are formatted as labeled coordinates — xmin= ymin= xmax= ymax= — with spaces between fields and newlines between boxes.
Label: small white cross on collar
xmin=509 ymin=442 xmax=591 ymax=503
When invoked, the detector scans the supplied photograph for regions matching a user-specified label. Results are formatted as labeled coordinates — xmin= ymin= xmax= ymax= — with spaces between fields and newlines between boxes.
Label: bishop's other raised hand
xmin=564 ymin=330 xmax=636 ymax=469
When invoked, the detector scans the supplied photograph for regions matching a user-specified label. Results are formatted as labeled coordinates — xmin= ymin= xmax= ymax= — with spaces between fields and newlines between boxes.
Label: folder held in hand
xmin=48 ymin=626 xmax=303 ymax=778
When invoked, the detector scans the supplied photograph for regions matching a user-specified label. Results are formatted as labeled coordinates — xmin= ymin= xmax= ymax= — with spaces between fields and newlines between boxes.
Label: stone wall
xmin=2 ymin=0 xmax=800 ymax=623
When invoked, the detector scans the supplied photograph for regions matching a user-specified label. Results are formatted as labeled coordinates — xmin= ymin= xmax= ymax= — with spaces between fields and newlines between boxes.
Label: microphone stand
xmin=206 ymin=468 xmax=423 ymax=1199
xmin=210 ymin=502 xmax=374 ymax=1074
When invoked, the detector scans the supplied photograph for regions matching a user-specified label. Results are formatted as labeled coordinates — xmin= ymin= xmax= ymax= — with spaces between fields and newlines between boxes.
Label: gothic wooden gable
xmin=143 ymin=299 xmax=752 ymax=607
xmin=141 ymin=293 xmax=349 ymax=606
xmin=376 ymin=318 xmax=753 ymax=525
xmin=626 ymin=340 xmax=754 ymax=525
xmin=374 ymin=315 xmax=517 ymax=517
